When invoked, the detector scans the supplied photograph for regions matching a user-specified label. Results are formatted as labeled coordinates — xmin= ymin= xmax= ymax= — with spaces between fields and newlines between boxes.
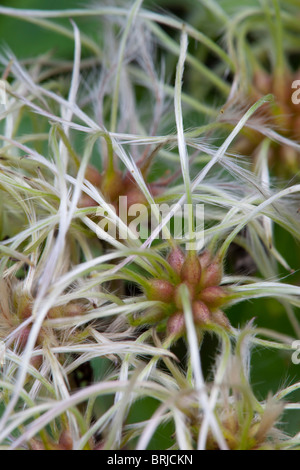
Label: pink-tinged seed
xmin=167 ymin=312 xmax=185 ymax=336
xmin=192 ymin=301 xmax=212 ymax=325
xmin=147 ymin=279 xmax=175 ymax=303
xmin=85 ymin=165 xmax=102 ymax=187
xmin=16 ymin=327 xmax=44 ymax=350
xmin=198 ymin=286 xmax=228 ymax=308
xmin=30 ymin=439 xmax=46 ymax=451
xmin=180 ymin=254 xmax=202 ymax=285
xmin=30 ymin=355 xmax=43 ymax=370
xmin=167 ymin=247 xmax=185 ymax=276
xmin=17 ymin=326 xmax=31 ymax=349
xmin=211 ymin=310 xmax=231 ymax=330
xmin=59 ymin=429 xmax=73 ymax=450
xmin=198 ymin=250 xmax=212 ymax=270
xmin=174 ymin=282 xmax=195 ymax=310
xmin=93 ymin=441 xmax=105 ymax=450
xmin=202 ymin=260 xmax=223 ymax=288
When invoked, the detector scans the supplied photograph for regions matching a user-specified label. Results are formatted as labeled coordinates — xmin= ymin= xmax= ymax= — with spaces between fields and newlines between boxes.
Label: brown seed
xmin=49 ymin=303 xmax=85 ymax=318
xmin=125 ymin=187 xmax=147 ymax=208
xmin=85 ymin=165 xmax=102 ymax=187
xmin=253 ymin=70 xmax=272 ymax=96
xmin=20 ymin=303 xmax=32 ymax=320
xmin=47 ymin=306 xmax=61 ymax=319
xmin=101 ymin=170 xmax=124 ymax=202
xmin=78 ymin=194 xmax=98 ymax=208
xmin=64 ymin=303 xmax=85 ymax=317
xmin=30 ymin=355 xmax=43 ymax=370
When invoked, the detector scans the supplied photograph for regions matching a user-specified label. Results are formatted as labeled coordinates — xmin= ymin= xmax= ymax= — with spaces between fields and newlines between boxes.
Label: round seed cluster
xmin=145 ymin=248 xmax=231 ymax=338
